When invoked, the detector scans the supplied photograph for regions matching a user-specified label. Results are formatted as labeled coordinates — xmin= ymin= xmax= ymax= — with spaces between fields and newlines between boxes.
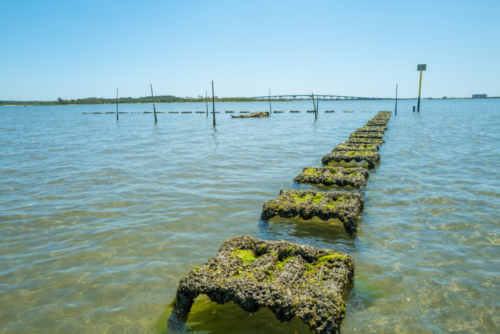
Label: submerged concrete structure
xmin=322 ymin=151 xmax=381 ymax=168
xmin=232 ymin=111 xmax=269 ymax=118
xmin=349 ymin=132 xmax=384 ymax=139
xmin=345 ymin=138 xmax=384 ymax=146
xmin=294 ymin=166 xmax=369 ymax=188
xmin=261 ymin=190 xmax=364 ymax=233
xmin=333 ymin=143 xmax=380 ymax=152
xmin=168 ymin=236 xmax=355 ymax=334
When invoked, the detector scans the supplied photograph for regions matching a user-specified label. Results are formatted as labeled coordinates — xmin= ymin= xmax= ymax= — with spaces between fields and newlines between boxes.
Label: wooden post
xmin=212 ymin=81 xmax=216 ymax=127
xmin=316 ymin=95 xmax=319 ymax=118
xmin=395 ymin=84 xmax=398 ymax=115
xmin=311 ymin=93 xmax=317 ymax=121
xmin=205 ymin=91 xmax=208 ymax=118
xmin=116 ymin=87 xmax=119 ymax=121
xmin=269 ymin=88 xmax=272 ymax=115
xmin=150 ymin=84 xmax=157 ymax=123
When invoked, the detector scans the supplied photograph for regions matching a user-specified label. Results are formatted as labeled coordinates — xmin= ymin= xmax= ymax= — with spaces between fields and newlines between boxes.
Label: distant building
xmin=472 ymin=94 xmax=487 ymax=99
xmin=442 ymin=96 xmax=447 ymax=99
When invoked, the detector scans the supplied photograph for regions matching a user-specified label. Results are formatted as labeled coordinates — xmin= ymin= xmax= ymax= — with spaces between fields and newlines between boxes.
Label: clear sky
xmin=1 ymin=0 xmax=499 ymax=100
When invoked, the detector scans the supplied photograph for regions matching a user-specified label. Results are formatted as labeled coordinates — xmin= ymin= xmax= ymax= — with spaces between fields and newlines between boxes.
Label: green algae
xmin=317 ymin=254 xmax=346 ymax=265
xmin=259 ymin=244 xmax=266 ymax=253
xmin=194 ymin=266 xmax=201 ymax=270
xmin=276 ymin=257 xmax=295 ymax=271
xmin=291 ymin=193 xmax=310 ymax=205
xmin=313 ymin=193 xmax=326 ymax=204
xmin=305 ymin=263 xmax=314 ymax=271
xmin=232 ymin=250 xmax=257 ymax=265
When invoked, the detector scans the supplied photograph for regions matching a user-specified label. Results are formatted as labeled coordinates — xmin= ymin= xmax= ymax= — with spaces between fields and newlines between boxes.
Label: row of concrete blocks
xmin=168 ymin=111 xmax=392 ymax=334
xmin=84 ymin=110 xmax=368 ymax=114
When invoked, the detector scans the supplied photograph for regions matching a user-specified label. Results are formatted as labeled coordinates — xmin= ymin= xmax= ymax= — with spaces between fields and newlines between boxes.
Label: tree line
xmin=0 ymin=95 xmax=270 ymax=106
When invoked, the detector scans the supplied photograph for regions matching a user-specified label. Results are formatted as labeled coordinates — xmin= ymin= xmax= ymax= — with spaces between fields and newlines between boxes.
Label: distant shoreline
xmin=1 ymin=97 xmax=498 ymax=106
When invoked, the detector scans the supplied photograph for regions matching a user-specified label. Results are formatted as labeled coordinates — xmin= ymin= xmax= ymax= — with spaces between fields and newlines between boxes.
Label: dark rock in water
xmin=333 ymin=143 xmax=380 ymax=152
xmin=92 ymin=112 xmax=103 ymax=114
xmin=144 ymin=111 xmax=152 ymax=113
xmin=168 ymin=235 xmax=354 ymax=334
xmin=307 ymin=110 xmax=315 ymax=113
xmin=261 ymin=189 xmax=364 ymax=233
xmin=322 ymin=151 xmax=381 ymax=168
xmin=349 ymin=132 xmax=384 ymax=139
xmin=294 ymin=166 xmax=369 ymax=188
xmin=273 ymin=111 xmax=283 ymax=113
xmin=232 ymin=111 xmax=269 ymax=119
xmin=345 ymin=138 xmax=384 ymax=146
xmin=195 ymin=111 xmax=205 ymax=113
xmin=169 ymin=111 xmax=179 ymax=113
xmin=290 ymin=111 xmax=300 ymax=113
xmin=343 ymin=111 xmax=353 ymax=113
xmin=118 ymin=112 xmax=128 ymax=114
xmin=325 ymin=110 xmax=335 ymax=113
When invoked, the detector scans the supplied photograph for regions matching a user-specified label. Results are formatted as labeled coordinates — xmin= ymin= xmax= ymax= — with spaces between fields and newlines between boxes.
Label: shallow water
xmin=1 ymin=100 xmax=499 ymax=333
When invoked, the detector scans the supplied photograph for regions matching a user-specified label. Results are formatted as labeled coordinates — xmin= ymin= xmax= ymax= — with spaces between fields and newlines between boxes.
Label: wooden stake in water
xmin=205 ymin=91 xmax=208 ymax=118
xmin=211 ymin=81 xmax=216 ymax=127
xmin=316 ymin=95 xmax=319 ymax=118
xmin=150 ymin=84 xmax=157 ymax=123
xmin=395 ymin=84 xmax=398 ymax=115
xmin=311 ymin=93 xmax=317 ymax=121
xmin=116 ymin=87 xmax=119 ymax=121
xmin=269 ymin=88 xmax=272 ymax=115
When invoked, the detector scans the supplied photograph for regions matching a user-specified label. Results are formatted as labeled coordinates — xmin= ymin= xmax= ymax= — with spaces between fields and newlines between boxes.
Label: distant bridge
xmin=251 ymin=94 xmax=384 ymax=100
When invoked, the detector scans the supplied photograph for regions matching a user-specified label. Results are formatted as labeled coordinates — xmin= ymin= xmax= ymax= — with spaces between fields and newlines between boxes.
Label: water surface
xmin=1 ymin=100 xmax=499 ymax=333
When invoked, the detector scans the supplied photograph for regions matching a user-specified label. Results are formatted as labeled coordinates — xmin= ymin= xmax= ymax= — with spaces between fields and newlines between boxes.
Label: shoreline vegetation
xmin=1 ymin=95 xmax=497 ymax=106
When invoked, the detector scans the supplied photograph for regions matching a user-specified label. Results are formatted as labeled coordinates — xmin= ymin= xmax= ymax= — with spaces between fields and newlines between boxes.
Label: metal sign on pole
xmin=417 ymin=64 xmax=426 ymax=112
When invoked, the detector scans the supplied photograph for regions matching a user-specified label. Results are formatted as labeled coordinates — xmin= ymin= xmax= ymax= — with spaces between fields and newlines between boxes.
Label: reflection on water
xmin=1 ymin=100 xmax=499 ymax=333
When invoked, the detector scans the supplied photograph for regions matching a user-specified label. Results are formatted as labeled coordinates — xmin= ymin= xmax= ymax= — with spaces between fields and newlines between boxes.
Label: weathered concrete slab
xmin=232 ymin=111 xmax=269 ymax=119
xmin=366 ymin=120 xmax=388 ymax=126
xmin=355 ymin=126 xmax=387 ymax=133
xmin=349 ymin=132 xmax=384 ymax=139
xmin=261 ymin=189 xmax=364 ymax=233
xmin=334 ymin=143 xmax=380 ymax=152
xmin=168 ymin=235 xmax=355 ymax=334
xmin=345 ymin=138 xmax=384 ymax=146
xmin=294 ymin=166 xmax=369 ymax=188
xmin=322 ymin=151 xmax=381 ymax=168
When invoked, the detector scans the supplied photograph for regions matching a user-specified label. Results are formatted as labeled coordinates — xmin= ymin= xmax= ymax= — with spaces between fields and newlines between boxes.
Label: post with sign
xmin=417 ymin=64 xmax=426 ymax=112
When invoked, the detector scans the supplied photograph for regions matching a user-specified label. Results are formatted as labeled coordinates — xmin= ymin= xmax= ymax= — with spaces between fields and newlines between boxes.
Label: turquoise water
xmin=1 ymin=100 xmax=499 ymax=333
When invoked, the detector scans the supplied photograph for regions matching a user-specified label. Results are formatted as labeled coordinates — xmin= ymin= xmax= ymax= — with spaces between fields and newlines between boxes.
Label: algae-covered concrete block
xmin=345 ymin=138 xmax=384 ymax=146
xmin=356 ymin=126 xmax=387 ymax=133
xmin=349 ymin=132 xmax=384 ymax=139
xmin=168 ymin=235 xmax=355 ymax=334
xmin=334 ymin=143 xmax=380 ymax=152
xmin=294 ymin=166 xmax=369 ymax=188
xmin=322 ymin=151 xmax=381 ymax=168
xmin=261 ymin=190 xmax=364 ymax=232
xmin=366 ymin=120 xmax=388 ymax=126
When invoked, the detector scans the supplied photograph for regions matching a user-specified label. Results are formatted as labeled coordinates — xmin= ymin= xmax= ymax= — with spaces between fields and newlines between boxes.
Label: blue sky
xmin=1 ymin=0 xmax=498 ymax=100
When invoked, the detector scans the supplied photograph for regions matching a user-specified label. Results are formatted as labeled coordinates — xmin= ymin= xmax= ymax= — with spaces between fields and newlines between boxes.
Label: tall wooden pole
xmin=269 ymin=88 xmax=272 ymax=116
xmin=395 ymin=84 xmax=398 ymax=115
xmin=116 ymin=87 xmax=119 ymax=121
xmin=205 ymin=91 xmax=208 ymax=118
xmin=211 ymin=81 xmax=216 ymax=127
xmin=311 ymin=93 xmax=317 ymax=121
xmin=150 ymin=84 xmax=157 ymax=123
